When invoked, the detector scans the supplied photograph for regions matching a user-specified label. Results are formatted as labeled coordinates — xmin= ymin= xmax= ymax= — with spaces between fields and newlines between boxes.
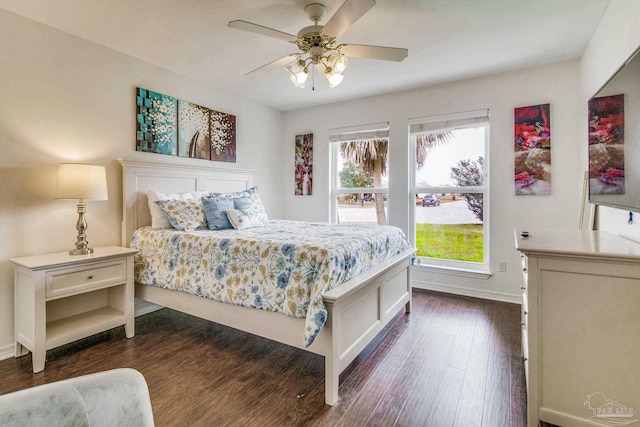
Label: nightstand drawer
xmin=46 ymin=260 xmax=127 ymax=299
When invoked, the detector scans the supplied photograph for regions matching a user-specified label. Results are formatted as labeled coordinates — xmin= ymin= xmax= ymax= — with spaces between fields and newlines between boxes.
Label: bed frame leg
xmin=405 ymin=264 xmax=413 ymax=313
xmin=325 ymin=355 xmax=339 ymax=406
xmin=324 ymin=302 xmax=340 ymax=406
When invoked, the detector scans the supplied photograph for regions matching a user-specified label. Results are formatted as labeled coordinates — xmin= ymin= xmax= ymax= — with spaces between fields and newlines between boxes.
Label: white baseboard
xmin=134 ymin=298 xmax=163 ymax=316
xmin=413 ymin=279 xmax=521 ymax=304
xmin=0 ymin=343 xmax=14 ymax=361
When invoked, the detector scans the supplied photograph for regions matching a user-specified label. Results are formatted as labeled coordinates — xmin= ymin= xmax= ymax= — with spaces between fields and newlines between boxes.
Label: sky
xmin=416 ymin=127 xmax=485 ymax=187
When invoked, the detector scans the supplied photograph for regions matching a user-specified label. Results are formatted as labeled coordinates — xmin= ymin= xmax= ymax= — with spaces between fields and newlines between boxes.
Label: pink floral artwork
xmin=588 ymin=94 xmax=624 ymax=195
xmin=514 ymin=103 xmax=551 ymax=195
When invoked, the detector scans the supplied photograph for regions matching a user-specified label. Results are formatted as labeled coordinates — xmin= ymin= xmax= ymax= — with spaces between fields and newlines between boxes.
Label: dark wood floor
xmin=0 ymin=290 xmax=525 ymax=426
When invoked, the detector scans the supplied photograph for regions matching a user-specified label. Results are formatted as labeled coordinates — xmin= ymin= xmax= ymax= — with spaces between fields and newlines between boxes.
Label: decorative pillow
xmin=154 ymin=199 xmax=208 ymax=231
xmin=212 ymin=186 xmax=268 ymax=224
xmin=232 ymin=196 xmax=254 ymax=212
xmin=201 ymin=196 xmax=235 ymax=230
xmin=226 ymin=209 xmax=263 ymax=230
xmin=147 ymin=190 xmax=209 ymax=228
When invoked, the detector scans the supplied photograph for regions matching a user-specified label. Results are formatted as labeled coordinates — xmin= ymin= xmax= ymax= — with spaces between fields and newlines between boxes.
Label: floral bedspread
xmin=131 ymin=220 xmax=411 ymax=347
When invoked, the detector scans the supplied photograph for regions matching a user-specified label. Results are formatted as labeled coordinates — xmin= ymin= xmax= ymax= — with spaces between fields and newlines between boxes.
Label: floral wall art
xmin=514 ymin=103 xmax=551 ymax=195
xmin=178 ymin=100 xmax=210 ymax=160
xmin=294 ymin=133 xmax=313 ymax=195
xmin=588 ymin=94 xmax=624 ymax=195
xmin=136 ymin=87 xmax=236 ymax=162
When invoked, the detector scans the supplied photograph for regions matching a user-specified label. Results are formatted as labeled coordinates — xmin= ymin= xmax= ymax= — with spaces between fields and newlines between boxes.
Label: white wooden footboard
xmin=322 ymin=249 xmax=414 ymax=405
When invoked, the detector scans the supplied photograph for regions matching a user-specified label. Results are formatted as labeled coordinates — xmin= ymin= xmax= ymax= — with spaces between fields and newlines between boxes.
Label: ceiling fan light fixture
xmin=229 ymin=0 xmax=408 ymax=90
xmin=327 ymin=54 xmax=348 ymax=74
xmin=286 ymin=60 xmax=309 ymax=88
xmin=325 ymin=68 xmax=344 ymax=88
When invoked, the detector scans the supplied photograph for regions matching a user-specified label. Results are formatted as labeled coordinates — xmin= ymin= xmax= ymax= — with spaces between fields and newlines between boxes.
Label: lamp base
xmin=69 ymin=200 xmax=93 ymax=256
xmin=69 ymin=247 xmax=93 ymax=256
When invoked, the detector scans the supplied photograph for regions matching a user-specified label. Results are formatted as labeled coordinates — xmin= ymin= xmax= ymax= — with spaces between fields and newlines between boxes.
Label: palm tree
xmin=340 ymin=139 xmax=388 ymax=224
xmin=340 ymin=132 xmax=451 ymax=226
xmin=415 ymin=132 xmax=453 ymax=169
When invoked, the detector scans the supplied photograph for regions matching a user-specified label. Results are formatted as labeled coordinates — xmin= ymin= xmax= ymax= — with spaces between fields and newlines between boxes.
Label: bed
xmin=119 ymin=156 xmax=415 ymax=405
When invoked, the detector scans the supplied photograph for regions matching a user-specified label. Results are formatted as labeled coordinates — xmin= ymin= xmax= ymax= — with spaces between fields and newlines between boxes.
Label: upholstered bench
xmin=0 ymin=368 xmax=154 ymax=427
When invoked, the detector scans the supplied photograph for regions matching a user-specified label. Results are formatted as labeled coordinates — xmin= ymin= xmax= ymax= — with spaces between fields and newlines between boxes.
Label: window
xmin=409 ymin=110 xmax=489 ymax=274
xmin=329 ymin=122 xmax=389 ymax=225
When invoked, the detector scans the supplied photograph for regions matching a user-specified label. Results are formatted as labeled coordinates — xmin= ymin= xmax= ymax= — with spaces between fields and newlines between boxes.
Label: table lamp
xmin=55 ymin=163 xmax=108 ymax=255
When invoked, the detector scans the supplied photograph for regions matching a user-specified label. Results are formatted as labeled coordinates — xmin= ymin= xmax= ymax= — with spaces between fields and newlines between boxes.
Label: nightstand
xmin=10 ymin=246 xmax=138 ymax=373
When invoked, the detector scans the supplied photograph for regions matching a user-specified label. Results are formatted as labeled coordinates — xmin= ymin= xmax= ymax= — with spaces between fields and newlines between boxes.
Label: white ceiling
xmin=0 ymin=0 xmax=612 ymax=111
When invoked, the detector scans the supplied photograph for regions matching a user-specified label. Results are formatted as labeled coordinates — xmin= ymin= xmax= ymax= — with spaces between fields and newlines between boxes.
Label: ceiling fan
xmin=228 ymin=0 xmax=408 ymax=89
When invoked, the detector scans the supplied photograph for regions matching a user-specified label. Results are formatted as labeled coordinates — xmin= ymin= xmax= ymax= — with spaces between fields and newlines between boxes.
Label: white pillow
xmin=226 ymin=209 xmax=263 ymax=230
xmin=147 ymin=190 xmax=209 ymax=228
xmin=154 ymin=199 xmax=208 ymax=231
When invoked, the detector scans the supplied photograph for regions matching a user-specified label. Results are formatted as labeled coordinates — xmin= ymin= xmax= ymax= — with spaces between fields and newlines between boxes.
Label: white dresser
xmin=515 ymin=228 xmax=640 ymax=427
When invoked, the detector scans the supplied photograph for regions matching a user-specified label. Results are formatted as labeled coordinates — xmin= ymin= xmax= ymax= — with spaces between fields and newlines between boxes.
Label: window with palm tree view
xmin=411 ymin=111 xmax=488 ymax=268
xmin=332 ymin=138 xmax=389 ymax=226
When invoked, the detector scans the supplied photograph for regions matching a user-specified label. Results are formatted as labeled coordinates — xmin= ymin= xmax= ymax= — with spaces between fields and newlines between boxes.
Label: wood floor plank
xmin=0 ymin=290 xmax=525 ymax=427
xmin=452 ymin=340 xmax=490 ymax=427
xmin=392 ymin=329 xmax=456 ymax=425
xmin=422 ymin=366 xmax=465 ymax=427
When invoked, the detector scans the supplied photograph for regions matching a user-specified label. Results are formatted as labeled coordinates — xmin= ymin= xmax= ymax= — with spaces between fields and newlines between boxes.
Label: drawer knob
xmin=87 ymin=275 xmax=94 ymax=280
xmin=523 ymin=311 xmax=528 ymax=315
xmin=520 ymin=286 xmax=526 ymax=290
xmin=521 ymin=321 xmax=526 ymax=327
xmin=522 ymin=356 xmax=528 ymax=362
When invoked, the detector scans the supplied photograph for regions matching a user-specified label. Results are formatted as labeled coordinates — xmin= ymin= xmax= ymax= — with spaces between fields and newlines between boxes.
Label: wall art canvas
xmin=588 ymin=94 xmax=624 ymax=195
xmin=514 ymin=103 xmax=551 ymax=195
xmin=210 ymin=111 xmax=236 ymax=163
xmin=178 ymin=100 xmax=210 ymax=160
xmin=136 ymin=88 xmax=177 ymax=155
xmin=136 ymin=87 xmax=236 ymax=163
xmin=295 ymin=133 xmax=313 ymax=195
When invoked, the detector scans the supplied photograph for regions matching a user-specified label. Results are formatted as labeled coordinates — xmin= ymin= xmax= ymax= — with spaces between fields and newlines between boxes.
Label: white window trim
xmin=409 ymin=110 xmax=490 ymax=274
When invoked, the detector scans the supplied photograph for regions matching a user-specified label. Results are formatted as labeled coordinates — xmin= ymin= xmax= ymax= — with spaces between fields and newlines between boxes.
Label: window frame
xmin=329 ymin=122 xmax=390 ymax=224
xmin=409 ymin=110 xmax=491 ymax=277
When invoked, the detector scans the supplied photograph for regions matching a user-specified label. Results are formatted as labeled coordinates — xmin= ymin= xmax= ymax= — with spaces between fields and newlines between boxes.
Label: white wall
xmin=579 ymin=0 xmax=640 ymax=239
xmin=282 ymin=61 xmax=583 ymax=302
xmin=0 ymin=10 xmax=283 ymax=357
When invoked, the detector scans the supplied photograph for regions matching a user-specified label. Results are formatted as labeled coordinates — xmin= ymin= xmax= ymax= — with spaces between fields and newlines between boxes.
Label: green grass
xmin=415 ymin=223 xmax=483 ymax=263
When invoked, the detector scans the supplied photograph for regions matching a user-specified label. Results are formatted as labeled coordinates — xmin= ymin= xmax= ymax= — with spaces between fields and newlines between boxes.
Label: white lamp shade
xmin=327 ymin=55 xmax=348 ymax=74
xmin=55 ymin=163 xmax=108 ymax=200
xmin=325 ymin=69 xmax=344 ymax=88
xmin=286 ymin=60 xmax=308 ymax=88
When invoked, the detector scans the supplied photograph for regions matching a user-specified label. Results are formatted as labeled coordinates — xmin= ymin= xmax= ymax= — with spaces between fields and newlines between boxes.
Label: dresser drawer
xmin=46 ymin=260 xmax=127 ymax=299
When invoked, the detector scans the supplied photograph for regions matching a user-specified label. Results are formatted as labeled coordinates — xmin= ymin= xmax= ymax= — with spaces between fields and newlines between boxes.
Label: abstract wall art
xmin=588 ymin=94 xmax=624 ymax=195
xmin=514 ymin=103 xmax=551 ymax=195
xmin=136 ymin=88 xmax=177 ymax=155
xmin=136 ymin=87 xmax=236 ymax=163
xmin=295 ymin=133 xmax=313 ymax=195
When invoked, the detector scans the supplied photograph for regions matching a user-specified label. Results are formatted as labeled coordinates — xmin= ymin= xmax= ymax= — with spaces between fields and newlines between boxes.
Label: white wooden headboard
xmin=118 ymin=157 xmax=255 ymax=247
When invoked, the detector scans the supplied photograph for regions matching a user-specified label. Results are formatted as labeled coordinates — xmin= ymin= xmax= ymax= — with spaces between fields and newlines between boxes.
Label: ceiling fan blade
xmin=323 ymin=0 xmax=375 ymax=38
xmin=245 ymin=54 xmax=299 ymax=77
xmin=341 ymin=44 xmax=408 ymax=62
xmin=228 ymin=20 xmax=296 ymax=43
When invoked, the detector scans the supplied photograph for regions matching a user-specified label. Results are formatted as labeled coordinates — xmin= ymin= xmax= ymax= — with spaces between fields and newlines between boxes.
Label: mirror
xmin=588 ymin=47 xmax=640 ymax=212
